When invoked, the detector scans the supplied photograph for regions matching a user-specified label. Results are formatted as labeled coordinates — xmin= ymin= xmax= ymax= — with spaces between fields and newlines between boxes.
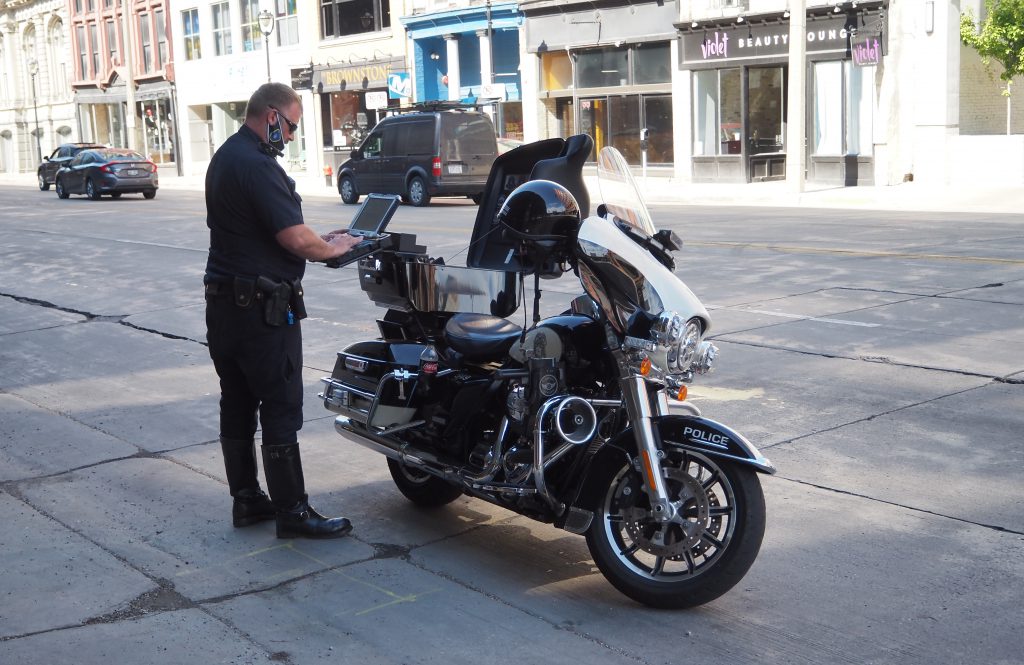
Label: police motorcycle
xmin=320 ymin=135 xmax=775 ymax=608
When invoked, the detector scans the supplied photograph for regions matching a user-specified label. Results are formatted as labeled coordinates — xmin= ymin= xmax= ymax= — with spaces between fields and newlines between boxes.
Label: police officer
xmin=204 ymin=82 xmax=360 ymax=539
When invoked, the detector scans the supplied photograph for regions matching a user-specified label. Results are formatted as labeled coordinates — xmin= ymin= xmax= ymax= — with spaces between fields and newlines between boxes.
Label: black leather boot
xmin=261 ymin=443 xmax=352 ymax=539
xmin=221 ymin=437 xmax=275 ymax=527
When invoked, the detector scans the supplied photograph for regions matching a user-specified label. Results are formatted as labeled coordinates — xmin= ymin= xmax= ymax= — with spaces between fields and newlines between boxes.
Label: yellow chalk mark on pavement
xmin=685 ymin=386 xmax=765 ymax=401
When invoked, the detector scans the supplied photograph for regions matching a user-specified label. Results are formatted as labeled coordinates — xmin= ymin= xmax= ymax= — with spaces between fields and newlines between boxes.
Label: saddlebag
xmin=320 ymin=340 xmax=425 ymax=429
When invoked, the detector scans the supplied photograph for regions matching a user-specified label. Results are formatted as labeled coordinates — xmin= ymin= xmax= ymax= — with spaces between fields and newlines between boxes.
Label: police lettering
xmin=682 ymin=426 xmax=731 ymax=447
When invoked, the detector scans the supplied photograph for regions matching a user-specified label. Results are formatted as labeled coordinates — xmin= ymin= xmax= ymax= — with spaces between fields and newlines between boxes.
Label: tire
xmin=143 ymin=189 xmax=157 ymax=200
xmin=387 ymin=459 xmax=462 ymax=507
xmin=470 ymin=193 xmax=483 ymax=205
xmin=85 ymin=178 xmax=101 ymax=200
xmin=55 ymin=178 xmax=69 ymax=199
xmin=110 ymin=192 xmax=122 ymax=199
xmin=338 ymin=175 xmax=359 ymax=204
xmin=406 ymin=176 xmax=431 ymax=207
xmin=585 ymin=448 xmax=766 ymax=609
xmin=38 ymin=173 xmax=50 ymax=191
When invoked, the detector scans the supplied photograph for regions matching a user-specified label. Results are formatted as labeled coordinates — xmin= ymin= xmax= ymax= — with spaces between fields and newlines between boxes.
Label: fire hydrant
xmin=323 ymin=165 xmax=333 ymax=187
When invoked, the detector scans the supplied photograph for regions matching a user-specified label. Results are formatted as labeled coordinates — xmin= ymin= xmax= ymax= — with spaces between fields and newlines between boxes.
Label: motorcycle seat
xmin=444 ymin=313 xmax=523 ymax=361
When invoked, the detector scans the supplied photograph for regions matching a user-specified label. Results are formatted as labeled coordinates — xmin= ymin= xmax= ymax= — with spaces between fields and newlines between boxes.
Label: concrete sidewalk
xmin=6 ymin=169 xmax=1023 ymax=214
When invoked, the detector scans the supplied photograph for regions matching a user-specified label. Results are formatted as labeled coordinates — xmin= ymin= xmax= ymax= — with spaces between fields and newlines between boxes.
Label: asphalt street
xmin=1 ymin=183 xmax=1022 ymax=664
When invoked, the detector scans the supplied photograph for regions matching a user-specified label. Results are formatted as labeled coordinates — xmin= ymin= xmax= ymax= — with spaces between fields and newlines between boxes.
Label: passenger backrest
xmin=528 ymin=134 xmax=593 ymax=218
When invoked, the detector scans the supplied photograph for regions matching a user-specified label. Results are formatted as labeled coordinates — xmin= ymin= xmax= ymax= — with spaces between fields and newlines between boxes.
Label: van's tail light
xmin=432 ymin=157 xmax=441 ymax=177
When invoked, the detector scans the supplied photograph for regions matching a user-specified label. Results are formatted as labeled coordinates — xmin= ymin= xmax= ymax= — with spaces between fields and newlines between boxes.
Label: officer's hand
xmin=321 ymin=229 xmax=349 ymax=241
xmin=326 ymin=232 xmax=361 ymax=257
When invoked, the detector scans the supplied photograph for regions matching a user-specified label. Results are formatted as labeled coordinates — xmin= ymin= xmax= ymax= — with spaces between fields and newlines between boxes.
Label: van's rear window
xmin=449 ymin=117 xmax=497 ymax=155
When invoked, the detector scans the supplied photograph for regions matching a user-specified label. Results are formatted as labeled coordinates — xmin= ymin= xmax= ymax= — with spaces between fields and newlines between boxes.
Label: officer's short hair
xmin=245 ymin=83 xmax=301 ymax=119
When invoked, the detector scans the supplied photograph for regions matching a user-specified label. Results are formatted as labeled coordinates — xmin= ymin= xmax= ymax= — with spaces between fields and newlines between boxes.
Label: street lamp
xmin=27 ymin=58 xmax=42 ymax=163
xmin=257 ymin=10 xmax=275 ymax=83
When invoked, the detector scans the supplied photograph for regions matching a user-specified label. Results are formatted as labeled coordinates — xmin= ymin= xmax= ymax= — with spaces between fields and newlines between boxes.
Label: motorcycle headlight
xmin=623 ymin=312 xmax=717 ymax=381
xmin=650 ymin=312 xmax=706 ymax=376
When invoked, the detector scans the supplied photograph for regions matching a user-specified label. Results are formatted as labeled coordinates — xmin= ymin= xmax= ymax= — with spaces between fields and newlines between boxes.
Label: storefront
xmin=312 ymin=57 xmax=404 ymax=172
xmin=75 ymin=77 xmax=179 ymax=169
xmin=402 ymin=2 xmax=523 ymax=141
xmin=524 ymin=0 xmax=677 ymax=165
xmin=678 ymin=4 xmax=886 ymax=184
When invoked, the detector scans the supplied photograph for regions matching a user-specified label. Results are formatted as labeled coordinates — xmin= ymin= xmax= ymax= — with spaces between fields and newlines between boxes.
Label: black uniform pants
xmin=206 ymin=294 xmax=303 ymax=446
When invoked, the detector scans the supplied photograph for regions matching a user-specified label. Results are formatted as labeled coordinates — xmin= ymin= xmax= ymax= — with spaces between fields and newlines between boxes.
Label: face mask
xmin=266 ymin=114 xmax=285 ymax=154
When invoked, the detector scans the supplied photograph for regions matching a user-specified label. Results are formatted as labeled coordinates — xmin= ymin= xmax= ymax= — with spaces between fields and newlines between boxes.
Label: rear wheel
xmin=55 ymin=178 xmax=69 ymax=199
xmin=38 ymin=173 xmax=50 ymax=191
xmin=407 ymin=176 xmax=431 ymax=207
xmin=85 ymin=178 xmax=101 ymax=200
xmin=470 ymin=193 xmax=483 ymax=205
xmin=143 ymin=189 xmax=157 ymax=199
xmin=387 ymin=459 xmax=462 ymax=507
xmin=339 ymin=175 xmax=359 ymax=204
xmin=585 ymin=449 xmax=766 ymax=609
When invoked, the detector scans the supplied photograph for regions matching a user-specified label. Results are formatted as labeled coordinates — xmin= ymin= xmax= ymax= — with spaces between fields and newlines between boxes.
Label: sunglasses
xmin=269 ymin=106 xmax=299 ymax=133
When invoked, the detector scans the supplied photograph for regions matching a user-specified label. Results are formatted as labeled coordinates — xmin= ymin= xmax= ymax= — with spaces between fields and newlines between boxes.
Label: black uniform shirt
xmin=205 ymin=125 xmax=306 ymax=282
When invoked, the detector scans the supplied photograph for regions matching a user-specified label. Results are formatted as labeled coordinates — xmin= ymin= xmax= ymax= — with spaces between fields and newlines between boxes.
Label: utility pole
xmin=121 ymin=0 xmax=136 ymax=150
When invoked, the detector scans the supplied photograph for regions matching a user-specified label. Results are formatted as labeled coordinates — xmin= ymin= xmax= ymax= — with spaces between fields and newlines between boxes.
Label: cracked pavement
xmin=1 ymin=185 xmax=1022 ymax=664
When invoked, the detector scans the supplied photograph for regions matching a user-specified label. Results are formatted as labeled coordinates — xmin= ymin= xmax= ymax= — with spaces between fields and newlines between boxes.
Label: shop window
xmin=142 ymin=99 xmax=175 ymax=164
xmin=212 ymin=3 xmax=232 ymax=56
xmin=275 ymin=0 xmax=299 ymax=47
xmin=633 ymin=42 xmax=670 ymax=85
xmin=323 ymin=91 xmax=382 ymax=148
xmin=577 ymin=47 xmax=628 ymax=88
xmin=541 ymin=51 xmax=572 ymax=91
xmin=240 ymin=0 xmax=261 ymax=52
xmin=693 ymin=68 xmax=741 ymax=156
xmin=578 ymin=95 xmax=673 ymax=165
xmin=748 ymin=67 xmax=784 ymax=154
xmin=320 ymin=0 xmax=390 ymax=39
xmin=846 ymin=63 xmax=874 ymax=156
xmin=813 ymin=60 xmax=874 ymax=156
xmin=182 ymin=9 xmax=201 ymax=61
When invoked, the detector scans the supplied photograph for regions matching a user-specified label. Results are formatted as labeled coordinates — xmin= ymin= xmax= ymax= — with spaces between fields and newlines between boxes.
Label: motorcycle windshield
xmin=577 ymin=147 xmax=708 ymax=333
xmin=596 ymin=147 xmax=657 ymax=238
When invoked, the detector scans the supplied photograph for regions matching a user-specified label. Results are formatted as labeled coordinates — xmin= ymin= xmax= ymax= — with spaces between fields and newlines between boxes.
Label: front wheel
xmin=387 ymin=459 xmax=462 ymax=507
xmin=55 ymin=178 xmax=70 ymax=199
xmin=585 ymin=449 xmax=766 ymax=609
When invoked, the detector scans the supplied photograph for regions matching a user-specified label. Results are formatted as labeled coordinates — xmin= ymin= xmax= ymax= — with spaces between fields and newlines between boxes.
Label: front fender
xmin=655 ymin=415 xmax=775 ymax=474
xmin=570 ymin=415 xmax=774 ymax=515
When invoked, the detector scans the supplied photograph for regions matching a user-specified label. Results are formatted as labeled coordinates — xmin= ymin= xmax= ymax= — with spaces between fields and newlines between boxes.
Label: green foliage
xmin=961 ymin=0 xmax=1024 ymax=82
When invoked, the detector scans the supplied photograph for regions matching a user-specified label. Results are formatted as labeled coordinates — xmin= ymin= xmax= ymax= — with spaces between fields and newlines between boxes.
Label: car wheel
xmin=338 ymin=175 xmax=359 ymax=204
xmin=85 ymin=178 xmax=101 ymax=200
xmin=143 ymin=189 xmax=157 ymax=200
xmin=55 ymin=178 xmax=70 ymax=199
xmin=407 ymin=176 xmax=431 ymax=207
xmin=470 ymin=193 xmax=483 ymax=205
xmin=38 ymin=173 xmax=50 ymax=191
xmin=110 ymin=192 xmax=122 ymax=199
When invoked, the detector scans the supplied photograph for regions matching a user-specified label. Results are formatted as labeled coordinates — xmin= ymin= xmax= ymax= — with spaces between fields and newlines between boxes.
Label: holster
xmin=289 ymin=279 xmax=307 ymax=321
xmin=257 ymin=276 xmax=292 ymax=327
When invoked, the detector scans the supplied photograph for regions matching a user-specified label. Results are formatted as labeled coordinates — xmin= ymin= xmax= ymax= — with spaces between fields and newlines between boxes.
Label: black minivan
xmin=337 ymin=109 xmax=497 ymax=206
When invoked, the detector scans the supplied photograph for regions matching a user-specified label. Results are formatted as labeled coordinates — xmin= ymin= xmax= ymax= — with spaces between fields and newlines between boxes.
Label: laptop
xmin=347 ymin=193 xmax=400 ymax=239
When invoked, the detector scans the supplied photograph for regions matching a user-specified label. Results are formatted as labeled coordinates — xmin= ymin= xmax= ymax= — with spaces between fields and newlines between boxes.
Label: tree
xmin=961 ymin=0 xmax=1024 ymax=134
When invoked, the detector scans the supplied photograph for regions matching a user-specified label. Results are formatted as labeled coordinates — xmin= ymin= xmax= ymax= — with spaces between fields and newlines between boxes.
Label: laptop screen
xmin=348 ymin=194 xmax=400 ymax=237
